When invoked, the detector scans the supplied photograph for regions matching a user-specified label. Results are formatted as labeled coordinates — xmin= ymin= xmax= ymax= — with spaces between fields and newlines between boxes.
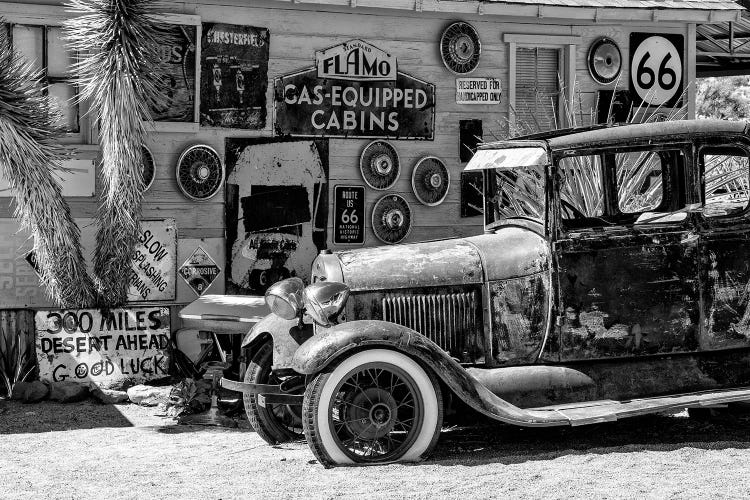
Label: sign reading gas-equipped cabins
xmin=275 ymin=39 xmax=435 ymax=139
xmin=200 ymin=23 xmax=270 ymax=129
xmin=128 ymin=219 xmax=177 ymax=302
xmin=35 ymin=307 xmax=171 ymax=388
xmin=629 ymin=33 xmax=684 ymax=109
xmin=334 ymin=185 xmax=365 ymax=245
xmin=455 ymin=78 xmax=502 ymax=105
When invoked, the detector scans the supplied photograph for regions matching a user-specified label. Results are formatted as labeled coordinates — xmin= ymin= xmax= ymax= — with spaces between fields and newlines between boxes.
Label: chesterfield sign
xmin=275 ymin=40 xmax=435 ymax=139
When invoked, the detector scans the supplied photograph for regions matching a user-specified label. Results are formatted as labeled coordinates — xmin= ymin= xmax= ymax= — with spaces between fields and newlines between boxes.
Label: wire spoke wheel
xmin=244 ymin=342 xmax=304 ymax=444
xmin=330 ymin=363 xmax=422 ymax=462
xmin=303 ymin=349 xmax=443 ymax=467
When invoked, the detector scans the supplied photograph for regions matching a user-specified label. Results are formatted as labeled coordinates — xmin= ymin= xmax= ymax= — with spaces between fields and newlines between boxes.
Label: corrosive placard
xmin=179 ymin=246 xmax=221 ymax=296
xmin=456 ymin=78 xmax=501 ymax=105
xmin=334 ymin=185 xmax=365 ymax=245
xmin=35 ymin=307 xmax=171 ymax=388
xmin=128 ymin=219 xmax=177 ymax=302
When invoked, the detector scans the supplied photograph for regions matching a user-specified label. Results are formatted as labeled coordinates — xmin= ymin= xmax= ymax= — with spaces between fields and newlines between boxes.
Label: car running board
xmin=525 ymin=387 xmax=750 ymax=426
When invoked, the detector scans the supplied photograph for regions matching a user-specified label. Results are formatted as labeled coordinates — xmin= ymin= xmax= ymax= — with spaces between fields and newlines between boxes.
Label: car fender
xmin=242 ymin=314 xmax=314 ymax=370
xmin=291 ymin=320 xmax=569 ymax=427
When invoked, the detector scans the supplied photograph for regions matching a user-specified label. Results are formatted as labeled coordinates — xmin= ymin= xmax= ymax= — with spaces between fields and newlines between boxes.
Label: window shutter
xmin=515 ymin=47 xmax=560 ymax=133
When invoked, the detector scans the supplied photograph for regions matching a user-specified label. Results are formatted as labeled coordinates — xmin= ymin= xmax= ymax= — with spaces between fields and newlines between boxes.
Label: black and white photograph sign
xmin=629 ymin=33 xmax=684 ymax=108
xmin=334 ymin=185 xmax=365 ymax=244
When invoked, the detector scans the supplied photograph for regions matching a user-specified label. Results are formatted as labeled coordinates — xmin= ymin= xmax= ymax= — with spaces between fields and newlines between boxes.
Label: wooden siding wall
xmin=0 ymin=0 xmax=693 ymax=308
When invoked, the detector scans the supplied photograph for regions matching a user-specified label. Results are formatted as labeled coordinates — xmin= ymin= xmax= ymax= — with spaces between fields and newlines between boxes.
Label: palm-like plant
xmin=0 ymin=26 xmax=94 ymax=307
xmin=65 ymin=0 xmax=171 ymax=306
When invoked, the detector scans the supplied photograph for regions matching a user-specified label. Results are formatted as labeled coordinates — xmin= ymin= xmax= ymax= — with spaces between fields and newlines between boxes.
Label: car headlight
xmin=264 ymin=277 xmax=305 ymax=320
xmin=303 ymin=281 xmax=350 ymax=327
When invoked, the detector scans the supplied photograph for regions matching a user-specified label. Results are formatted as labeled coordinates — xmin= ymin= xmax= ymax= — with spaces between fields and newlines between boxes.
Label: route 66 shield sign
xmin=629 ymin=33 xmax=684 ymax=109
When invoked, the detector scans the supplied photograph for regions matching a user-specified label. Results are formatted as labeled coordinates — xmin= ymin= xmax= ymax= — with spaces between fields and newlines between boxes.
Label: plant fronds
xmin=64 ymin=0 xmax=174 ymax=306
xmin=0 ymin=23 xmax=95 ymax=307
xmin=489 ymin=78 xmax=689 ymax=220
xmin=0 ymin=315 xmax=36 ymax=398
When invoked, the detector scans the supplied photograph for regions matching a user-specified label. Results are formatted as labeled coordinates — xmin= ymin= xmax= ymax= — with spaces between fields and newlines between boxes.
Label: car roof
xmin=479 ymin=120 xmax=749 ymax=153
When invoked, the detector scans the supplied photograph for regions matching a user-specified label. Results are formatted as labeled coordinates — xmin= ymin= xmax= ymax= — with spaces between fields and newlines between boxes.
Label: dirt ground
xmin=1 ymin=399 xmax=749 ymax=499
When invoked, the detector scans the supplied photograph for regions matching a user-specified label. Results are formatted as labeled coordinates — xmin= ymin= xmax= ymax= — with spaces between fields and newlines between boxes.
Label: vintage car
xmin=220 ymin=119 xmax=750 ymax=467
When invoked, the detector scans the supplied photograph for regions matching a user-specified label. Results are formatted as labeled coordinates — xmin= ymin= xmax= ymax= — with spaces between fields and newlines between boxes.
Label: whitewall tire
xmin=302 ymin=349 xmax=443 ymax=467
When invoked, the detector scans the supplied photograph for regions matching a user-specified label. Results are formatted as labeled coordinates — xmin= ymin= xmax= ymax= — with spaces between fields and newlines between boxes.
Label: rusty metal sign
xmin=315 ymin=39 xmax=397 ymax=81
xmin=200 ymin=23 xmax=270 ymax=129
xmin=274 ymin=68 xmax=435 ymax=139
xmin=35 ymin=307 xmax=171 ymax=388
xmin=179 ymin=246 xmax=221 ymax=296
xmin=128 ymin=219 xmax=177 ymax=303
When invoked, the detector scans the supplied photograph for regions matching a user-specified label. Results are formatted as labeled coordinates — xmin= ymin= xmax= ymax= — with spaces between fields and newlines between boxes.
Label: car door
xmin=548 ymin=146 xmax=701 ymax=362
xmin=696 ymin=142 xmax=750 ymax=352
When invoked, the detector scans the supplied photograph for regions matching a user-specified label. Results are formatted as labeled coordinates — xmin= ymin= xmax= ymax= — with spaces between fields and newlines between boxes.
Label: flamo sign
xmin=275 ymin=39 xmax=435 ymax=140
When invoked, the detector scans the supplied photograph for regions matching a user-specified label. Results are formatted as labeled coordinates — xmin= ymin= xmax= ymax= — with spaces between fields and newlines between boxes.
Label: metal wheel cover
xmin=440 ymin=22 xmax=481 ymax=75
xmin=371 ymin=194 xmax=412 ymax=244
xmin=142 ymin=145 xmax=155 ymax=191
xmin=412 ymin=156 xmax=450 ymax=206
xmin=329 ymin=363 xmax=423 ymax=462
xmin=360 ymin=140 xmax=400 ymax=190
xmin=176 ymin=145 xmax=224 ymax=201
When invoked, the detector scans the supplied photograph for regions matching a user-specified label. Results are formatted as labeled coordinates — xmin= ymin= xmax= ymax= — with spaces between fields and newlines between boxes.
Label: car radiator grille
xmin=382 ymin=291 xmax=477 ymax=355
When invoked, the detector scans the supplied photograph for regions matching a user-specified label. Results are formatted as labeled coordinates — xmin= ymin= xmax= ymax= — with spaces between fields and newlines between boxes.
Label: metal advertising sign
xmin=315 ymin=39 xmax=397 ymax=81
xmin=334 ymin=185 xmax=365 ymax=245
xmin=35 ymin=307 xmax=171 ymax=388
xmin=200 ymin=23 xmax=270 ymax=129
xmin=150 ymin=24 xmax=197 ymax=123
xmin=455 ymin=78 xmax=502 ymax=105
xmin=275 ymin=40 xmax=435 ymax=139
xmin=128 ymin=219 xmax=177 ymax=303
xmin=179 ymin=246 xmax=221 ymax=296
xmin=629 ymin=33 xmax=684 ymax=109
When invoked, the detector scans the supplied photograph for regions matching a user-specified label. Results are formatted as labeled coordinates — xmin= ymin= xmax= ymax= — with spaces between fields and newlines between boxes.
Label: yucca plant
xmin=0 ymin=329 xmax=35 ymax=399
xmin=0 ymin=24 xmax=95 ymax=307
xmin=65 ymin=0 xmax=172 ymax=306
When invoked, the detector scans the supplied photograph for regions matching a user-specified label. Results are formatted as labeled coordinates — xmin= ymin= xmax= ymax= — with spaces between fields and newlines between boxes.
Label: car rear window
xmin=615 ymin=150 xmax=664 ymax=214
xmin=703 ymin=148 xmax=750 ymax=218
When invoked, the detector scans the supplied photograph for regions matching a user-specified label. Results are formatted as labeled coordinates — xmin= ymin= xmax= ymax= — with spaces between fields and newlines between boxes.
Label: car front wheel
xmin=302 ymin=348 xmax=443 ymax=467
xmin=244 ymin=341 xmax=303 ymax=444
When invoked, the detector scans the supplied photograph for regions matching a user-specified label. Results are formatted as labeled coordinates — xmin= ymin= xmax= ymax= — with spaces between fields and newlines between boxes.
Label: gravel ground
xmin=1 ymin=399 xmax=749 ymax=499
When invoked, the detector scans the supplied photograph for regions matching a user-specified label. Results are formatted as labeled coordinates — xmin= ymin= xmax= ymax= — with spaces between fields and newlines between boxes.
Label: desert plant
xmin=0 ymin=23 xmax=95 ymax=307
xmin=64 ymin=0 xmax=172 ymax=306
xmin=0 ymin=329 xmax=35 ymax=399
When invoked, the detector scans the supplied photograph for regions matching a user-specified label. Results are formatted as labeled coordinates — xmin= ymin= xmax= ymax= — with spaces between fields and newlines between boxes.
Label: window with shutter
xmin=12 ymin=24 xmax=80 ymax=135
xmin=515 ymin=47 xmax=560 ymax=132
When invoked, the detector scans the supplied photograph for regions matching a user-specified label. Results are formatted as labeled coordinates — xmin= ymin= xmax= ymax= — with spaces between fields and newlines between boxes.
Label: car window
xmin=703 ymin=149 xmax=750 ymax=218
xmin=615 ymin=150 xmax=664 ymax=213
xmin=558 ymin=155 xmax=605 ymax=219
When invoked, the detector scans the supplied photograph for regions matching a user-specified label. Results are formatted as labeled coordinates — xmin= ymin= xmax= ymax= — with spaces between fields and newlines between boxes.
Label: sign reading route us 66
xmin=629 ymin=33 xmax=684 ymax=109
xmin=179 ymin=246 xmax=221 ymax=296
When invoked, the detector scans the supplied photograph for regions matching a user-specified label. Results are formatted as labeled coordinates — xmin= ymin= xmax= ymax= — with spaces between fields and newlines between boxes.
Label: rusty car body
xmin=219 ymin=119 xmax=750 ymax=467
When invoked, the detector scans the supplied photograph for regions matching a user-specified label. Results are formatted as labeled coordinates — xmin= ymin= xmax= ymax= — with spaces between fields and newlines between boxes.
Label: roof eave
xmin=267 ymin=0 xmax=743 ymax=23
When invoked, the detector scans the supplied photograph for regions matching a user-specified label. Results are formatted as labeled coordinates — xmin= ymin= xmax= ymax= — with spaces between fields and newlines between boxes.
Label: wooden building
xmin=0 ymin=0 xmax=744 ymax=376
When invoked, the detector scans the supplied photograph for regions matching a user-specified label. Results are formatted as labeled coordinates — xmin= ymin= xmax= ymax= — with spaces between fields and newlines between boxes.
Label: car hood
xmin=318 ymin=226 xmax=549 ymax=292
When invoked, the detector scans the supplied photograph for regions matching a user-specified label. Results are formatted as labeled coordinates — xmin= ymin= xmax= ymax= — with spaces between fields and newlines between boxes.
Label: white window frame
xmin=504 ymin=34 xmax=581 ymax=130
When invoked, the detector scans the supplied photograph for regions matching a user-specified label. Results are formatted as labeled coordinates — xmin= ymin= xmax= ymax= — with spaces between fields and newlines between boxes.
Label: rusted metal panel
xmin=465 ymin=229 xmax=550 ymax=281
xmin=337 ymin=239 xmax=483 ymax=292
xmin=35 ymin=307 xmax=171 ymax=389
xmin=553 ymin=229 xmax=700 ymax=361
xmin=489 ymin=272 xmax=550 ymax=365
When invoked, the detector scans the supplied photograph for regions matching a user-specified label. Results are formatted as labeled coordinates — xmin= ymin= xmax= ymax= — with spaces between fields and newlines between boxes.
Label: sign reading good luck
xmin=275 ymin=40 xmax=435 ymax=140
xmin=35 ymin=307 xmax=171 ymax=388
